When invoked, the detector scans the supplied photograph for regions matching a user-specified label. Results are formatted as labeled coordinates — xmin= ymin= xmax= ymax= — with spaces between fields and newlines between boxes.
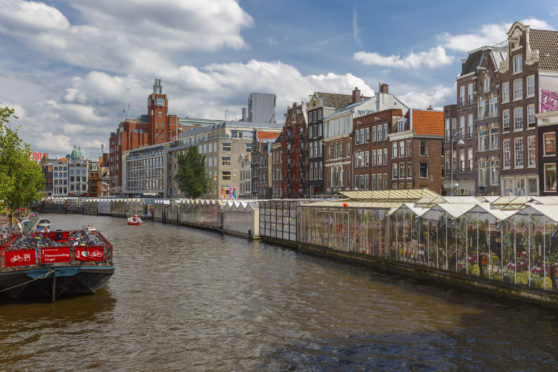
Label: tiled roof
xmin=257 ymin=131 xmax=280 ymax=140
xmin=530 ymin=29 xmax=558 ymax=71
xmin=411 ymin=110 xmax=444 ymax=136
xmin=340 ymin=188 xmax=439 ymax=202
xmin=312 ymin=92 xmax=354 ymax=110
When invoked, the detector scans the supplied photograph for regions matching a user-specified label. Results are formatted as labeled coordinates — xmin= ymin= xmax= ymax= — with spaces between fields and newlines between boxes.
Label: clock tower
xmin=148 ymin=78 xmax=169 ymax=144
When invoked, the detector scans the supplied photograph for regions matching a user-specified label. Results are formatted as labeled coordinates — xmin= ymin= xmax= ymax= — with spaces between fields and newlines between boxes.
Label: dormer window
xmin=397 ymin=119 xmax=406 ymax=132
xmin=484 ymin=77 xmax=490 ymax=93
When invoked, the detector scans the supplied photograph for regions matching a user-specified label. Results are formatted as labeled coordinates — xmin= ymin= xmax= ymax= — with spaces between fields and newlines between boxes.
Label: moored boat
xmin=127 ymin=216 xmax=142 ymax=226
xmin=0 ymin=225 xmax=115 ymax=302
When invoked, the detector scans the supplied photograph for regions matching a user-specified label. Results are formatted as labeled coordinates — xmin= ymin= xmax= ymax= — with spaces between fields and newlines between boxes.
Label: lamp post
xmin=450 ymin=132 xmax=465 ymax=196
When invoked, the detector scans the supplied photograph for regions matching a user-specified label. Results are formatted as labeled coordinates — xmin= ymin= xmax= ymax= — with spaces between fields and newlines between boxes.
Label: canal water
xmin=1 ymin=214 xmax=557 ymax=371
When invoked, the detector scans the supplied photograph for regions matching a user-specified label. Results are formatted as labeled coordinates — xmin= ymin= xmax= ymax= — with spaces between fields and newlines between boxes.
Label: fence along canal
xmin=38 ymin=191 xmax=558 ymax=306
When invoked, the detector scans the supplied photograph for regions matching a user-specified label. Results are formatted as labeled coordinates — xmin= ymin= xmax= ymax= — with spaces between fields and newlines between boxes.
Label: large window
xmin=489 ymin=98 xmax=498 ymax=117
xmin=468 ymin=83 xmax=474 ymax=104
xmin=527 ymin=75 xmax=535 ymax=97
xmin=514 ymin=107 xmax=523 ymax=131
xmin=490 ymin=128 xmax=499 ymax=150
xmin=513 ymin=54 xmax=523 ymax=74
xmin=419 ymin=141 xmax=429 ymax=156
xmin=527 ymin=104 xmax=536 ymax=127
xmin=467 ymin=148 xmax=473 ymax=172
xmin=392 ymin=142 xmax=397 ymax=158
xmin=419 ymin=163 xmax=428 ymax=178
xmin=503 ymin=109 xmax=510 ymax=131
xmin=514 ymin=138 xmax=524 ymax=168
xmin=528 ymin=135 xmax=536 ymax=168
xmin=545 ymin=164 xmax=557 ymax=192
xmin=222 ymin=156 xmax=231 ymax=166
xmin=222 ymin=142 xmax=231 ymax=151
xmin=484 ymin=77 xmax=491 ymax=93
xmin=503 ymin=139 xmax=511 ymax=169
xmin=392 ymin=163 xmax=398 ymax=179
xmin=502 ymin=82 xmax=510 ymax=103
xmin=478 ymin=100 xmax=486 ymax=120
xmin=459 ymin=149 xmax=465 ymax=172
xmin=468 ymin=114 xmax=473 ymax=138
xmin=222 ymin=171 xmax=231 ymax=180
xmin=490 ymin=160 xmax=499 ymax=186
xmin=460 ymin=85 xmax=465 ymax=106
xmin=544 ymin=132 xmax=556 ymax=156
xmin=513 ymin=79 xmax=523 ymax=100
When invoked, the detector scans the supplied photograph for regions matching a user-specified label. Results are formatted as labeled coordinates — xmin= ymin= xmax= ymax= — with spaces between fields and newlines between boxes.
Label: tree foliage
xmin=176 ymin=146 xmax=209 ymax=199
xmin=0 ymin=107 xmax=45 ymax=215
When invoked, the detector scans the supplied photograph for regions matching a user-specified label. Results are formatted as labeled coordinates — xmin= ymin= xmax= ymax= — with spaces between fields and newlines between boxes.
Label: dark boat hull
xmin=0 ymin=266 xmax=114 ymax=301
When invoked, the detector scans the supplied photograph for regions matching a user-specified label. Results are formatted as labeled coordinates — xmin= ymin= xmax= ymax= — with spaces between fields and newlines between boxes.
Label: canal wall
xmin=36 ymin=197 xmax=558 ymax=308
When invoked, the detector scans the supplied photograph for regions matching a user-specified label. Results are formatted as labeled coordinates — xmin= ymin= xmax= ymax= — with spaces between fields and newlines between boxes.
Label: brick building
xmin=537 ymin=111 xmax=558 ymax=194
xmin=251 ymin=129 xmax=281 ymax=198
xmin=353 ymin=109 xmax=403 ymax=190
xmin=108 ymin=79 xmax=180 ymax=195
xmin=280 ymin=103 xmax=307 ymax=198
xmin=305 ymin=92 xmax=352 ymax=196
xmin=271 ymin=135 xmax=283 ymax=198
xmin=389 ymin=109 xmax=444 ymax=192
xmin=498 ymin=22 xmax=558 ymax=196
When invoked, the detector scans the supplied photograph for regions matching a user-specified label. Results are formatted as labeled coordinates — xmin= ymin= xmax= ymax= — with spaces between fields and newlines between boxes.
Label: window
xmin=484 ymin=77 xmax=490 ymax=93
xmin=377 ymin=149 xmax=382 ymax=166
xmin=527 ymin=75 xmax=535 ymax=97
xmin=490 ymin=160 xmax=499 ymax=186
xmin=489 ymin=98 xmax=498 ymax=117
xmin=502 ymin=82 xmax=510 ymax=103
xmin=513 ymin=54 xmax=523 ymax=74
xmin=419 ymin=163 xmax=428 ymax=178
xmin=468 ymin=114 xmax=473 ymax=138
xmin=392 ymin=142 xmax=397 ymax=158
xmin=419 ymin=141 xmax=428 ymax=156
xmin=514 ymin=107 xmax=523 ymax=131
xmin=399 ymin=163 xmax=405 ymax=181
xmin=545 ymin=164 xmax=557 ymax=192
xmin=528 ymin=135 xmax=536 ymax=168
xmin=503 ymin=139 xmax=511 ymax=169
xmin=478 ymin=100 xmax=486 ymax=120
xmin=222 ymin=142 xmax=231 ymax=151
xmin=478 ymin=159 xmax=487 ymax=187
xmin=372 ymin=126 xmax=377 ymax=142
xmin=365 ymin=151 xmax=369 ymax=166
xmin=392 ymin=163 xmax=398 ymax=179
xmin=468 ymin=83 xmax=474 ymax=104
xmin=366 ymin=128 xmax=370 ymax=142
xmin=527 ymin=104 xmax=536 ymax=127
xmin=460 ymin=116 xmax=465 ymax=138
xmin=399 ymin=141 xmax=405 ymax=157
xmin=489 ymin=128 xmax=498 ymax=150
xmin=371 ymin=150 xmax=376 ymax=166
xmin=222 ymin=156 xmax=231 ymax=166
xmin=383 ymin=124 xmax=388 ymax=140
xmin=346 ymin=142 xmax=350 ymax=157
xmin=375 ymin=126 xmax=380 ymax=141
xmin=398 ymin=119 xmax=406 ymax=132
xmin=445 ymin=118 xmax=450 ymax=140
xmin=467 ymin=148 xmax=473 ymax=172
xmin=222 ymin=171 xmax=231 ymax=180
xmin=513 ymin=79 xmax=523 ymax=100
xmin=545 ymin=132 xmax=556 ymax=156
xmin=406 ymin=140 xmax=412 ymax=156
xmin=514 ymin=138 xmax=524 ymax=168
xmin=460 ymin=85 xmax=465 ymax=106
xmin=407 ymin=162 xmax=412 ymax=178
xmin=246 ymin=143 xmax=252 ymax=152
xmin=503 ymin=109 xmax=510 ymax=131
xmin=459 ymin=149 xmax=465 ymax=172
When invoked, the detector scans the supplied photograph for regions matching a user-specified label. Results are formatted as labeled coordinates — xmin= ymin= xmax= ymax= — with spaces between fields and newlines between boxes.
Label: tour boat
xmin=127 ymin=216 xmax=142 ymax=226
xmin=0 ymin=226 xmax=115 ymax=302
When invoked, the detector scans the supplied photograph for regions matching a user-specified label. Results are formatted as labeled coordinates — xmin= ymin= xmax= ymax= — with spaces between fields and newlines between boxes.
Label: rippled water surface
xmin=1 ymin=214 xmax=558 ymax=371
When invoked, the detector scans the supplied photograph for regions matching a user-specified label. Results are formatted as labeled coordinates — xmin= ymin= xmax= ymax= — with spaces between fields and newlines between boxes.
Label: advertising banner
xmin=4 ymin=250 xmax=36 ymax=267
xmin=40 ymin=247 xmax=71 ymax=263
xmin=75 ymin=246 xmax=105 ymax=262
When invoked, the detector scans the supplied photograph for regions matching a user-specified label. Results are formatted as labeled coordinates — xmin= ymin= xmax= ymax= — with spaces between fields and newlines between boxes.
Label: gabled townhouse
xmin=280 ymin=103 xmax=307 ymax=198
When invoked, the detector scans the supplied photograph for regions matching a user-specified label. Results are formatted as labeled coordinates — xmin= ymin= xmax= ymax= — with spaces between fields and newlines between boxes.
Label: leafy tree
xmin=0 ymin=107 xmax=45 ymax=217
xmin=176 ymin=146 xmax=209 ymax=199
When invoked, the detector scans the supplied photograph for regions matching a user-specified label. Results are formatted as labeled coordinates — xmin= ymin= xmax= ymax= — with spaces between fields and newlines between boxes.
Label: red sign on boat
xmin=4 ymin=250 xmax=36 ymax=267
xmin=41 ymin=247 xmax=71 ymax=263
xmin=76 ymin=246 xmax=105 ymax=262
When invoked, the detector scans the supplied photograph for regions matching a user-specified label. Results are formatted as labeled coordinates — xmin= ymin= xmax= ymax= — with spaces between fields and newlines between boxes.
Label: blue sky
xmin=0 ymin=0 xmax=557 ymax=158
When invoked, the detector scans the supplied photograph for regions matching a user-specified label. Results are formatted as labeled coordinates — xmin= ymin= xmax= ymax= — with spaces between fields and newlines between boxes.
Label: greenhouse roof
xmin=467 ymin=203 xmax=518 ymax=221
xmin=390 ymin=203 xmax=430 ymax=216
xmin=423 ymin=203 xmax=477 ymax=219
xmin=301 ymin=200 xmax=403 ymax=210
xmin=340 ymin=188 xmax=438 ymax=202
xmin=516 ymin=204 xmax=558 ymax=223
xmin=491 ymin=196 xmax=532 ymax=210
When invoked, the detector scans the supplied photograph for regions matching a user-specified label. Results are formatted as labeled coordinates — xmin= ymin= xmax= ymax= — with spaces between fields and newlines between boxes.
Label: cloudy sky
xmin=0 ymin=0 xmax=557 ymax=158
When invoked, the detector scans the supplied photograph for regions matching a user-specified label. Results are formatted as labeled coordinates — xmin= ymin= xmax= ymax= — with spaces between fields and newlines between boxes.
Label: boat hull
xmin=0 ymin=266 xmax=115 ymax=301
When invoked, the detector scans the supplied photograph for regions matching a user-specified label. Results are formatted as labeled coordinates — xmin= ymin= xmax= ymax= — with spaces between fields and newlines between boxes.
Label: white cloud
xmin=396 ymin=84 xmax=454 ymax=110
xmin=0 ymin=0 xmax=70 ymax=33
xmin=353 ymin=46 xmax=454 ymax=69
xmin=441 ymin=18 xmax=555 ymax=52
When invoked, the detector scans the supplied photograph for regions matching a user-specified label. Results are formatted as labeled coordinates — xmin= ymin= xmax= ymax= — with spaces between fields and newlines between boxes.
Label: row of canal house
xmin=444 ymin=21 xmax=558 ymax=197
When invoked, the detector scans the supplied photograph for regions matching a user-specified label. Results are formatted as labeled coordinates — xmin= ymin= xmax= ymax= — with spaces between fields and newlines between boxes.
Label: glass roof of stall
xmin=340 ymin=189 xmax=439 ymax=203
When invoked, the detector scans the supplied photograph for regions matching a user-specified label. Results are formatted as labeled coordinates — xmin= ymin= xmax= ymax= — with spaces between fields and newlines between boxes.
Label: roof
xmin=530 ymin=29 xmax=558 ymax=71
xmin=423 ymin=203 xmax=477 ymax=219
xmin=340 ymin=188 xmax=439 ymax=203
xmin=515 ymin=204 xmax=558 ymax=223
xmin=467 ymin=203 xmax=518 ymax=221
xmin=300 ymin=200 xmax=403 ymax=210
xmin=410 ymin=110 xmax=444 ymax=136
xmin=310 ymin=92 xmax=354 ymax=110
xmin=391 ymin=203 xmax=430 ymax=216
xmin=257 ymin=131 xmax=280 ymax=140
xmin=491 ymin=196 xmax=532 ymax=210
xmin=461 ymin=49 xmax=484 ymax=75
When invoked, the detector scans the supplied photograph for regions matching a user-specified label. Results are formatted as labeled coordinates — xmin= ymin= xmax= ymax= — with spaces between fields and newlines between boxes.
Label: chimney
xmin=380 ymin=83 xmax=389 ymax=94
xmin=427 ymin=104 xmax=433 ymax=110
xmin=352 ymin=87 xmax=361 ymax=103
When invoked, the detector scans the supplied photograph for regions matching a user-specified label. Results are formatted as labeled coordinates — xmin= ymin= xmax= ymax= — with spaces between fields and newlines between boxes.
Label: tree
xmin=176 ymin=146 xmax=209 ymax=199
xmin=0 ymin=107 xmax=45 ymax=217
